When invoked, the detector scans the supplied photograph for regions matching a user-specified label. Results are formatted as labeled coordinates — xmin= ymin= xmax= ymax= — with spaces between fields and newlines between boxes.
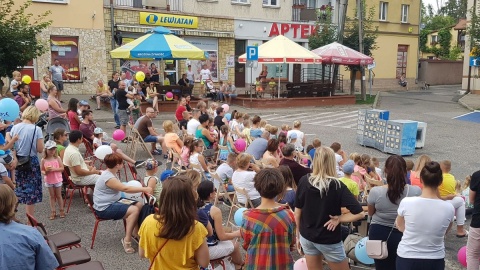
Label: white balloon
xmin=94 ymin=145 xmax=113 ymax=160
xmin=123 ymin=180 xmax=143 ymax=202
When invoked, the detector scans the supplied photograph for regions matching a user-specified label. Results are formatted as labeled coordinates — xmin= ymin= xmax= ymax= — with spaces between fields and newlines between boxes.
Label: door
xmin=235 ymin=40 xmax=246 ymax=87
xmin=293 ymin=64 xmax=302 ymax=83
xmin=396 ymin=45 xmax=408 ymax=79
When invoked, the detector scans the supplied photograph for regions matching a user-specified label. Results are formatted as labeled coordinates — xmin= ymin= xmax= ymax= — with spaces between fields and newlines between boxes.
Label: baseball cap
xmin=145 ymin=159 xmax=159 ymax=170
xmin=45 ymin=140 xmax=57 ymax=150
xmin=160 ymin=170 xmax=175 ymax=182
xmin=79 ymin=100 xmax=89 ymax=106
xmin=343 ymin=160 xmax=355 ymax=174
xmin=94 ymin=127 xmax=104 ymax=134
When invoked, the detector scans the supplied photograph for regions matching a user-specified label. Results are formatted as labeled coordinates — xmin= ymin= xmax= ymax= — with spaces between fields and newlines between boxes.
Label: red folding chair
xmin=83 ymin=187 xmax=126 ymax=249
xmin=63 ymin=167 xmax=95 ymax=213
xmin=26 ymin=213 xmax=81 ymax=250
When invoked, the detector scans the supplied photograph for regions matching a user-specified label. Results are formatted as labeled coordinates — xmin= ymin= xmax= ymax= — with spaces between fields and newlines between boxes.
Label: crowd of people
xmin=1 ymin=68 xmax=480 ymax=270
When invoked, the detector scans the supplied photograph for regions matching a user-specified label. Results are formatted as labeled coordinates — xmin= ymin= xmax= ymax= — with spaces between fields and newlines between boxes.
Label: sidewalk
xmin=459 ymin=92 xmax=480 ymax=111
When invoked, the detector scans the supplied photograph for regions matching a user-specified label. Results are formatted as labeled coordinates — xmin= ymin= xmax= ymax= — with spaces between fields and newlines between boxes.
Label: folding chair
xmin=83 ymin=188 xmax=126 ymax=249
xmin=227 ymin=185 xmax=255 ymax=228
xmin=63 ymin=167 xmax=95 ymax=213
xmin=210 ymin=172 xmax=234 ymax=207
xmin=26 ymin=213 xmax=81 ymax=250
xmin=125 ymin=124 xmax=154 ymax=160
xmin=48 ymin=240 xmax=92 ymax=269
xmin=215 ymin=145 xmax=229 ymax=165
xmin=170 ymin=151 xmax=186 ymax=173
xmin=189 ymin=163 xmax=213 ymax=181
xmin=82 ymin=138 xmax=95 ymax=160
xmin=68 ymin=261 xmax=106 ymax=270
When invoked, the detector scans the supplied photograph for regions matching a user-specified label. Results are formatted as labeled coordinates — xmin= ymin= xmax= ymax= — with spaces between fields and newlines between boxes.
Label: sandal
xmin=49 ymin=211 xmax=56 ymax=220
xmin=59 ymin=210 xmax=66 ymax=218
xmin=121 ymin=237 xmax=135 ymax=254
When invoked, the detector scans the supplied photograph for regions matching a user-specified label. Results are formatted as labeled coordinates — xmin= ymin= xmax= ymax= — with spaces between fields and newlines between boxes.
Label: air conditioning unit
xmin=142 ymin=0 xmax=167 ymax=9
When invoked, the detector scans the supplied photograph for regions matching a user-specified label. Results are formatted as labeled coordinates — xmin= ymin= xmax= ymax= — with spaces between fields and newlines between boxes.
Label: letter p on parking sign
xmin=247 ymin=46 xmax=258 ymax=61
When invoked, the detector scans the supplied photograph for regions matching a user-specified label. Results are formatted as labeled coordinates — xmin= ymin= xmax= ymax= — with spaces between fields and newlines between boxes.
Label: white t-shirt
xmin=10 ymin=79 xmax=19 ymax=93
xmin=397 ymin=197 xmax=454 ymax=259
xmin=187 ymin=118 xmax=201 ymax=136
xmin=186 ymin=70 xmax=195 ymax=82
xmin=189 ymin=153 xmax=201 ymax=172
xmin=200 ymin=69 xmax=211 ymax=81
xmin=93 ymin=137 xmax=102 ymax=148
xmin=232 ymin=170 xmax=260 ymax=204
xmin=216 ymin=163 xmax=233 ymax=182
xmin=230 ymin=120 xmax=243 ymax=141
xmin=335 ymin=153 xmax=344 ymax=177
xmin=287 ymin=129 xmax=305 ymax=152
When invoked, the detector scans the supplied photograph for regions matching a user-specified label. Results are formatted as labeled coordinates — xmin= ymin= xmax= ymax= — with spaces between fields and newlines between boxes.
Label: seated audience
xmin=216 ymin=153 xmax=237 ymax=192
xmin=279 ymin=143 xmax=311 ymax=185
xmin=232 ymin=153 xmax=261 ymax=208
xmin=245 ymin=131 xmax=269 ymax=160
xmin=339 ymin=160 xmax=360 ymax=199
xmin=277 ymin=165 xmax=297 ymax=210
xmin=136 ymin=107 xmax=167 ymax=158
xmin=63 ymin=130 xmax=101 ymax=185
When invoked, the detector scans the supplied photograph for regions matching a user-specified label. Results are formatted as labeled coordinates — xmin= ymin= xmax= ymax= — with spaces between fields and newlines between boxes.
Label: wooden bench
xmin=139 ymin=97 xmax=209 ymax=113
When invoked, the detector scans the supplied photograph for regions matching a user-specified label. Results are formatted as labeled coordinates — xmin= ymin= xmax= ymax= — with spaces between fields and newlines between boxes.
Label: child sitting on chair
xmin=255 ymin=77 xmax=263 ymax=93
xmin=93 ymin=128 xmax=110 ymax=149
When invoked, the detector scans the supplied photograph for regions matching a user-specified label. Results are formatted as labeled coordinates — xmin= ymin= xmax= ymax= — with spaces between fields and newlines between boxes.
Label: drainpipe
xmin=110 ymin=0 xmax=116 ymax=72
xmin=416 ymin=0 xmax=422 ymax=83
xmin=467 ymin=0 xmax=477 ymax=94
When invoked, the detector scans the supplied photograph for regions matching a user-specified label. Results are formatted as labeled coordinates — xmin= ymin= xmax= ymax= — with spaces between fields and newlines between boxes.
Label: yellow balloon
xmin=22 ymin=75 xmax=32 ymax=84
xmin=135 ymin=71 xmax=145 ymax=82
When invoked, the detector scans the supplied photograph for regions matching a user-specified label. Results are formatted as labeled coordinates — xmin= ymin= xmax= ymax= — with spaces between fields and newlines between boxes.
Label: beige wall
xmin=418 ymin=59 xmax=463 ymax=85
xmin=182 ymin=0 xmax=292 ymax=21
xmin=19 ymin=0 xmax=104 ymax=29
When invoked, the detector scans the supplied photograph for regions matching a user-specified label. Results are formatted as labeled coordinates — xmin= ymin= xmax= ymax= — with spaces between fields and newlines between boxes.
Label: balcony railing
xmin=104 ymin=0 xmax=183 ymax=12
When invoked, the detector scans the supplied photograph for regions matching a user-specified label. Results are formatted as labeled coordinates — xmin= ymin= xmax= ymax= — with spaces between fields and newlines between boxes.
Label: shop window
xmin=263 ymin=0 xmax=278 ymax=7
xmin=33 ymin=0 xmax=69 ymax=3
xmin=401 ymin=4 xmax=409 ymax=23
xmin=50 ymin=36 xmax=80 ymax=82
xmin=379 ymin=1 xmax=388 ymax=21
xmin=184 ymin=37 xmax=219 ymax=82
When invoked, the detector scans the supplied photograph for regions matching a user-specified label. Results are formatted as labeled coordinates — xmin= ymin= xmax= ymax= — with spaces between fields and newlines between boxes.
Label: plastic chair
xmin=68 ymin=261 xmax=105 ymax=270
xmin=26 ymin=213 xmax=81 ymax=250
xmin=83 ymin=188 xmax=126 ymax=249
xmin=48 ymin=239 xmax=91 ymax=269
xmin=227 ymin=185 xmax=255 ymax=227
xmin=211 ymin=172 xmax=234 ymax=207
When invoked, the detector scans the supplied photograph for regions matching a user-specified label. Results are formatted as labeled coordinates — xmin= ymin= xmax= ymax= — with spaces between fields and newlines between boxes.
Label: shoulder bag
xmin=16 ymin=126 xmax=37 ymax=172
xmin=148 ymin=239 xmax=169 ymax=270
xmin=366 ymin=185 xmax=409 ymax=259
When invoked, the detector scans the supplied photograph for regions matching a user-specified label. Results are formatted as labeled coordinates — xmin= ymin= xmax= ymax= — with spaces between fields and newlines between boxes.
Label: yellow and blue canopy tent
xmin=110 ymin=26 xmax=206 ymax=60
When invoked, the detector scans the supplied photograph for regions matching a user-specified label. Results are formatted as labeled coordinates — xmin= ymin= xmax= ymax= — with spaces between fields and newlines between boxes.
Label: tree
xmin=343 ymin=0 xmax=378 ymax=96
xmin=0 ymin=0 xmax=51 ymax=80
xmin=439 ymin=0 xmax=468 ymax=21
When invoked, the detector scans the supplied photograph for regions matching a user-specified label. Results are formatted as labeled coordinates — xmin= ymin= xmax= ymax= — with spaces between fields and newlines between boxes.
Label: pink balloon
xmin=35 ymin=99 xmax=48 ymax=112
xmin=294 ymin=258 xmax=308 ymax=270
xmin=112 ymin=129 xmax=126 ymax=141
xmin=458 ymin=246 xmax=467 ymax=267
xmin=166 ymin=92 xmax=174 ymax=99
xmin=234 ymin=138 xmax=247 ymax=152
xmin=222 ymin=104 xmax=229 ymax=113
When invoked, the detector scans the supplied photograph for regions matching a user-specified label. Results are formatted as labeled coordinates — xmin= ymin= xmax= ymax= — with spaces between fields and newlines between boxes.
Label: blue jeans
xmin=217 ymin=92 xmax=225 ymax=101
xmin=110 ymin=98 xmax=120 ymax=126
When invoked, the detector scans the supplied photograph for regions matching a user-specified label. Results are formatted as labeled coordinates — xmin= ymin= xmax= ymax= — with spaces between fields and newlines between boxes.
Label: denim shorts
xmin=299 ymin=235 xmax=346 ymax=263
xmin=45 ymin=182 xmax=63 ymax=188
xmin=144 ymin=135 xmax=158 ymax=143
xmin=95 ymin=201 xmax=136 ymax=220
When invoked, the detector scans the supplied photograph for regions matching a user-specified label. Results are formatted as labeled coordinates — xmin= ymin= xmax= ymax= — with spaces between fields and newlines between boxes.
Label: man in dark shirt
xmin=136 ymin=107 xmax=167 ymax=157
xmin=115 ymin=81 xmax=133 ymax=135
xmin=279 ymin=143 xmax=311 ymax=185
xmin=214 ymin=107 xmax=227 ymax=130
xmin=177 ymin=73 xmax=189 ymax=86
xmin=79 ymin=110 xmax=96 ymax=144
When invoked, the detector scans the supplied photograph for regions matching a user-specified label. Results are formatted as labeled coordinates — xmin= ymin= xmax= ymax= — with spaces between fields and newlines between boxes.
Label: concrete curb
xmin=458 ymin=98 xmax=475 ymax=111
xmin=373 ymin=91 xmax=381 ymax=109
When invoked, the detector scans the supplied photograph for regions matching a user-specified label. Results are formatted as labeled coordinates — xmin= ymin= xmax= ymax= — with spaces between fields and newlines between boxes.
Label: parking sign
xmin=247 ymin=46 xmax=258 ymax=61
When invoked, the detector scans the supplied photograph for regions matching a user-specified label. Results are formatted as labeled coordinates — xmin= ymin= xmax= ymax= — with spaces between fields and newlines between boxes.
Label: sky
xmin=423 ymin=0 xmax=445 ymax=12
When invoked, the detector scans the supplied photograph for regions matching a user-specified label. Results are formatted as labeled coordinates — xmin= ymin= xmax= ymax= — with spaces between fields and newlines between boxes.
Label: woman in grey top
xmin=367 ymin=155 xmax=421 ymax=270
xmin=93 ymin=153 xmax=151 ymax=254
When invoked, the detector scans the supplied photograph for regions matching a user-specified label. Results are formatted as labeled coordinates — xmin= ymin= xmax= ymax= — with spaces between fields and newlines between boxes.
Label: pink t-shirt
xmin=179 ymin=146 xmax=190 ymax=167
xmin=351 ymin=165 xmax=367 ymax=190
xmin=44 ymin=159 xmax=63 ymax=185
xmin=68 ymin=111 xmax=80 ymax=130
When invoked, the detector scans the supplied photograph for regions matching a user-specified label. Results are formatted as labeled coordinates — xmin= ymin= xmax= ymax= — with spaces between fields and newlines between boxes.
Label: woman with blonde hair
xmin=410 ymin=154 xmax=431 ymax=189
xmin=139 ymin=176 xmax=210 ymax=269
xmin=294 ymin=146 xmax=364 ymax=270
xmin=162 ymin=120 xmax=183 ymax=154
xmin=232 ymin=153 xmax=262 ymax=207
xmin=40 ymin=74 xmax=52 ymax=100
xmin=47 ymin=84 xmax=67 ymax=119
xmin=7 ymin=106 xmax=44 ymax=218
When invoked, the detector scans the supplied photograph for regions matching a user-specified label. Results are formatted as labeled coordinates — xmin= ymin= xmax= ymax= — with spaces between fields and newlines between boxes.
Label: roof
xmin=454 ymin=19 xmax=466 ymax=30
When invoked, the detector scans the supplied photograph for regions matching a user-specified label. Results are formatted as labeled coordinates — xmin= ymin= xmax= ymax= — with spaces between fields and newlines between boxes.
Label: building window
xmin=33 ymin=0 xmax=68 ymax=3
xmin=379 ymin=2 xmax=388 ymax=21
xmin=263 ymin=0 xmax=278 ymax=7
xmin=50 ymin=36 xmax=80 ymax=82
xmin=231 ymin=0 xmax=249 ymax=4
xmin=401 ymin=4 xmax=409 ymax=23
xmin=431 ymin=35 xmax=438 ymax=44
xmin=184 ymin=37 xmax=219 ymax=82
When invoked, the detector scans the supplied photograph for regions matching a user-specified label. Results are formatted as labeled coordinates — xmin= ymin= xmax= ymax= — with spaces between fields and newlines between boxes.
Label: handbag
xmin=16 ymin=126 xmax=37 ymax=172
xmin=148 ymin=239 xmax=169 ymax=270
xmin=366 ymin=185 xmax=410 ymax=259
xmin=138 ymin=195 xmax=156 ymax=227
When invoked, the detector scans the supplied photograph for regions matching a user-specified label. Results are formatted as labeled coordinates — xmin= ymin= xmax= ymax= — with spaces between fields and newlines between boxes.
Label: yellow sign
xmin=139 ymin=12 xmax=198 ymax=29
